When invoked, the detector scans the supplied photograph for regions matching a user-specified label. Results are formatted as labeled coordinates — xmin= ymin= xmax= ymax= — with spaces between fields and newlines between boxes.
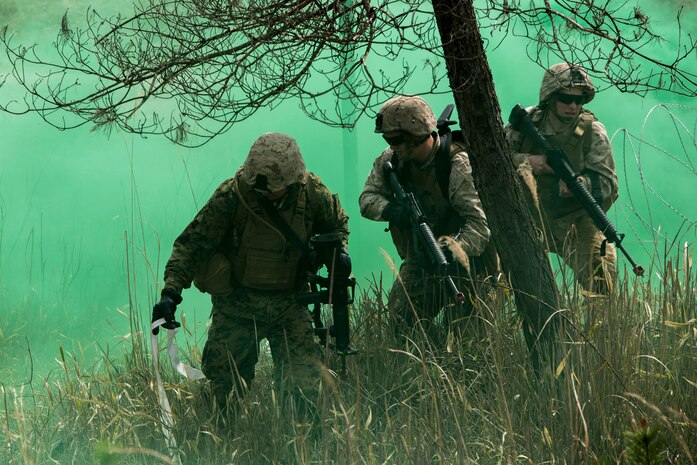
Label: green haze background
xmin=0 ymin=0 xmax=695 ymax=384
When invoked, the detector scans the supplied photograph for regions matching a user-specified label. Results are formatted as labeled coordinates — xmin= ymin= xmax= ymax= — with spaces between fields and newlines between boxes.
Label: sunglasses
xmin=555 ymin=93 xmax=586 ymax=105
xmin=383 ymin=134 xmax=406 ymax=146
xmin=382 ymin=133 xmax=430 ymax=147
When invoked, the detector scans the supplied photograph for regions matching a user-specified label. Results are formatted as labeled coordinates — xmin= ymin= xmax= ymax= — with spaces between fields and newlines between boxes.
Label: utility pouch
xmin=231 ymin=247 xmax=303 ymax=291
xmin=193 ymin=251 xmax=234 ymax=296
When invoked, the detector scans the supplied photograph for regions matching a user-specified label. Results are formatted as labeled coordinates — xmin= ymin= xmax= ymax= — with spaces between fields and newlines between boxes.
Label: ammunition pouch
xmin=193 ymin=250 xmax=234 ymax=296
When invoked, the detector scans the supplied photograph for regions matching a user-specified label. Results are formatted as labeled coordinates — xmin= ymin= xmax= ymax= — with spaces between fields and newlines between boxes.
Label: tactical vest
xmin=226 ymin=174 xmax=310 ymax=291
xmin=518 ymin=109 xmax=597 ymax=218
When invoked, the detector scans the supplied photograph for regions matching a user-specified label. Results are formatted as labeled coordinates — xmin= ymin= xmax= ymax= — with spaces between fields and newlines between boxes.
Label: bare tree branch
xmin=1 ymin=0 xmax=694 ymax=146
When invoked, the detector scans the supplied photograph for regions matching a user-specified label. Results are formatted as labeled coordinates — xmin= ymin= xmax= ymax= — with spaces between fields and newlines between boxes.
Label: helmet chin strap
xmin=555 ymin=114 xmax=577 ymax=124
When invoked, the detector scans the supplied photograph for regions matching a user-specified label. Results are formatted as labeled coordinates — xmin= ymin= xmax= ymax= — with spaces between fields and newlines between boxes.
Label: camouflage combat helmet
xmin=539 ymin=63 xmax=595 ymax=105
xmin=241 ymin=132 xmax=306 ymax=191
xmin=375 ymin=95 xmax=437 ymax=136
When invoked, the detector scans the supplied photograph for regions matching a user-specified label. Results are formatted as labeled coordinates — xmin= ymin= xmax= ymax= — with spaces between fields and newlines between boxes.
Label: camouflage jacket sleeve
xmin=358 ymin=149 xmax=393 ymax=221
xmin=503 ymin=122 xmax=529 ymax=167
xmin=583 ymin=120 xmax=618 ymax=209
xmin=306 ymin=173 xmax=350 ymax=251
xmin=164 ymin=178 xmax=238 ymax=293
xmin=449 ymin=145 xmax=491 ymax=257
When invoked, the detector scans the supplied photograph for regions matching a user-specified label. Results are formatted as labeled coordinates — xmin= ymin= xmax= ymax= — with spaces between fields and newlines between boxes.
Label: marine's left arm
xmin=582 ymin=121 xmax=619 ymax=210
xmin=448 ymin=149 xmax=491 ymax=257
xmin=504 ymin=123 xmax=530 ymax=166
xmin=358 ymin=150 xmax=394 ymax=221
xmin=163 ymin=178 xmax=238 ymax=294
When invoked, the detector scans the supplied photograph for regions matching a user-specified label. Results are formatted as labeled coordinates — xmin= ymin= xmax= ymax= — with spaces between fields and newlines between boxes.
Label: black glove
xmin=335 ymin=251 xmax=352 ymax=278
xmin=382 ymin=202 xmax=411 ymax=229
xmin=317 ymin=249 xmax=352 ymax=279
xmin=151 ymin=288 xmax=183 ymax=335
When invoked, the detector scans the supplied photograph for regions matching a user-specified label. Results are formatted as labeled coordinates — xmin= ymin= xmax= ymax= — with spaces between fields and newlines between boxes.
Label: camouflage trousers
xmin=387 ymin=258 xmax=475 ymax=341
xmin=542 ymin=211 xmax=617 ymax=295
xmin=201 ymin=287 xmax=322 ymax=412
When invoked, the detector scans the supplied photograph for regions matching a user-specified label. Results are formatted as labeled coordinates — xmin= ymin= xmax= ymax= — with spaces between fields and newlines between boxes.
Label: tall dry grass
xmin=1 ymin=243 xmax=695 ymax=465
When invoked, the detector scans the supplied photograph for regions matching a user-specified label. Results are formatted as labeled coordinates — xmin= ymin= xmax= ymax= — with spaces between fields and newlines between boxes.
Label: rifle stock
xmin=383 ymin=161 xmax=467 ymax=304
xmin=508 ymin=104 xmax=644 ymax=277
xmin=437 ymin=104 xmax=456 ymax=136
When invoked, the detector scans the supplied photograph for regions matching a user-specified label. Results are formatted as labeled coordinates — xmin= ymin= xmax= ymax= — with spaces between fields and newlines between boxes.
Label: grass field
xmin=1 ymin=247 xmax=695 ymax=465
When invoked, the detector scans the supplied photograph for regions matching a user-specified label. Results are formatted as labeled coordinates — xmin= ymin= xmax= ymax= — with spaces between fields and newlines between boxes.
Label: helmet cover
xmin=375 ymin=95 xmax=437 ymax=136
xmin=241 ymin=132 xmax=306 ymax=191
xmin=539 ymin=63 xmax=595 ymax=105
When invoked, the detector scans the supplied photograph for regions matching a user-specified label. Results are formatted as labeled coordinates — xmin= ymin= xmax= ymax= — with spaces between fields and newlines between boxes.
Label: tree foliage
xmin=1 ymin=0 xmax=695 ymax=146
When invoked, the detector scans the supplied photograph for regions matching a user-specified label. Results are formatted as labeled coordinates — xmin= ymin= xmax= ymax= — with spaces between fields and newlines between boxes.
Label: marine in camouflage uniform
xmin=151 ymin=132 xmax=350 ymax=415
xmin=359 ymin=96 xmax=490 ymax=337
xmin=505 ymin=63 xmax=618 ymax=294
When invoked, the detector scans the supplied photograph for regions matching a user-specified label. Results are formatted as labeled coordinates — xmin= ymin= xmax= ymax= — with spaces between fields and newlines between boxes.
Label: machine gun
xmin=383 ymin=161 xmax=467 ymax=304
xmin=296 ymin=233 xmax=357 ymax=375
xmin=508 ymin=104 xmax=644 ymax=277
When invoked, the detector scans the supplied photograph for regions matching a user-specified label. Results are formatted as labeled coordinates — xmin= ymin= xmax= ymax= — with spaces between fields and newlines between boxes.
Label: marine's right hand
xmin=336 ymin=251 xmax=352 ymax=278
xmin=382 ymin=202 xmax=411 ymax=229
xmin=151 ymin=289 xmax=183 ymax=335
xmin=528 ymin=155 xmax=553 ymax=175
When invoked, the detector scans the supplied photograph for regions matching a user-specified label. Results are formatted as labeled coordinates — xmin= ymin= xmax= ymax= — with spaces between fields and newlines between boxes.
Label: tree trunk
xmin=432 ymin=0 xmax=561 ymax=356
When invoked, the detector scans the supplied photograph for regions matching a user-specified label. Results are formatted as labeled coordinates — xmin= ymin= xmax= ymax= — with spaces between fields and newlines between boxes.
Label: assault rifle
xmin=297 ymin=233 xmax=357 ymax=375
xmin=383 ymin=161 xmax=467 ymax=304
xmin=508 ymin=104 xmax=644 ymax=277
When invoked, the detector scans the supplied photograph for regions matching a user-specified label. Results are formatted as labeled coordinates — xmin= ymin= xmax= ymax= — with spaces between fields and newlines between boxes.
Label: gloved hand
xmin=317 ymin=249 xmax=352 ymax=279
xmin=151 ymin=288 xmax=183 ymax=335
xmin=439 ymin=235 xmax=466 ymax=267
xmin=441 ymin=243 xmax=455 ymax=264
xmin=382 ymin=202 xmax=411 ymax=229
xmin=335 ymin=251 xmax=352 ymax=278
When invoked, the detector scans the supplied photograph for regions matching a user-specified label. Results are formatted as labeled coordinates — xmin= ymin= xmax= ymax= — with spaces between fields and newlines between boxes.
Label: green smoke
xmin=0 ymin=0 xmax=694 ymax=385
